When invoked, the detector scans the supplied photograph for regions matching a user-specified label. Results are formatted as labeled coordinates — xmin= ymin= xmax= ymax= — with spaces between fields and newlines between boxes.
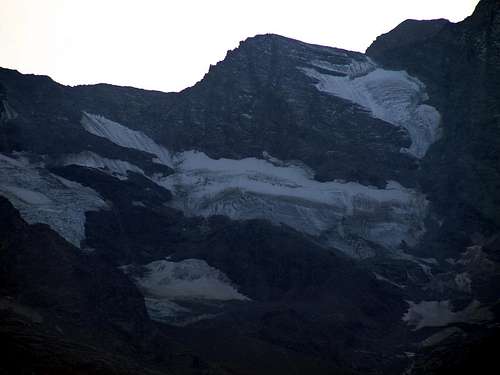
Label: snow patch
xmin=1 ymin=100 xmax=18 ymax=121
xmin=143 ymin=297 xmax=191 ymax=322
xmin=390 ymin=251 xmax=439 ymax=279
xmin=300 ymin=59 xmax=441 ymax=158
xmin=310 ymin=58 xmax=376 ymax=78
xmin=421 ymin=327 xmax=465 ymax=347
xmin=81 ymin=112 xmax=172 ymax=167
xmin=62 ymin=151 xmax=173 ymax=195
xmin=373 ymin=272 xmax=405 ymax=289
xmin=454 ymin=272 xmax=472 ymax=293
xmin=403 ymin=300 xmax=493 ymax=330
xmin=123 ymin=259 xmax=249 ymax=302
xmin=122 ymin=259 xmax=249 ymax=325
xmin=458 ymin=245 xmax=496 ymax=270
xmin=63 ymin=151 xmax=144 ymax=180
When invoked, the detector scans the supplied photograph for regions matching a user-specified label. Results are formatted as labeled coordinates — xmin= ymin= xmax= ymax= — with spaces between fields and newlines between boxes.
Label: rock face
xmin=367 ymin=0 xmax=500 ymax=231
xmin=366 ymin=19 xmax=451 ymax=60
xmin=0 ymin=0 xmax=499 ymax=374
xmin=0 ymin=197 xmax=213 ymax=375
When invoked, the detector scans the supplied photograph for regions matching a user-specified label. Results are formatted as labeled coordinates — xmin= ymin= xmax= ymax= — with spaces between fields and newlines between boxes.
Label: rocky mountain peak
xmin=365 ymin=18 xmax=450 ymax=60
xmin=470 ymin=0 xmax=500 ymax=21
xmin=200 ymin=32 xmax=364 ymax=90
xmin=1 ymin=2 xmax=499 ymax=373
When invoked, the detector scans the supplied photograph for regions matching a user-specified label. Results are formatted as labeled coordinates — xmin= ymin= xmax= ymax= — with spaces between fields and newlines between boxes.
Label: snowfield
xmin=301 ymin=57 xmax=441 ymax=158
xmin=0 ymin=153 xmax=106 ymax=247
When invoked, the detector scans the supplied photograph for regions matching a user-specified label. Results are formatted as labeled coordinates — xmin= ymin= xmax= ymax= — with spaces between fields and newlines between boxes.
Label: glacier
xmin=78 ymin=114 xmax=429 ymax=258
xmin=0 ymin=153 xmax=106 ymax=247
xmin=162 ymin=150 xmax=428 ymax=257
xmin=301 ymin=58 xmax=441 ymax=158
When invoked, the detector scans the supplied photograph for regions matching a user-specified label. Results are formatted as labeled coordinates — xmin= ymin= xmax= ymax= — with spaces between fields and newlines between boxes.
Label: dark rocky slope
xmin=366 ymin=1 xmax=500 ymax=371
xmin=0 ymin=196 xmax=228 ymax=374
xmin=368 ymin=0 xmax=500 ymax=234
xmin=0 ymin=0 xmax=499 ymax=373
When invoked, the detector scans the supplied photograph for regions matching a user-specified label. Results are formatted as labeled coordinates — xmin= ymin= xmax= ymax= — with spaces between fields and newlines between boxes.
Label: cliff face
xmin=0 ymin=1 xmax=499 ymax=374
xmin=365 ymin=2 xmax=500 ymax=371
xmin=368 ymin=0 xmax=500 ymax=230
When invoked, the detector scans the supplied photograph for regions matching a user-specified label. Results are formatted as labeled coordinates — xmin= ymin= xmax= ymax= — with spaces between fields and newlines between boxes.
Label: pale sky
xmin=0 ymin=0 xmax=480 ymax=92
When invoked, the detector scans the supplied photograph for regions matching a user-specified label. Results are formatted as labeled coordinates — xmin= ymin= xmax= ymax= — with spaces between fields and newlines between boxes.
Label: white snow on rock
xmin=310 ymin=58 xmax=376 ymax=78
xmin=81 ymin=112 xmax=172 ymax=167
xmin=373 ymin=272 xmax=405 ymax=289
xmin=454 ymin=272 xmax=472 ymax=294
xmin=0 ymin=185 xmax=52 ymax=205
xmin=142 ymin=296 xmax=219 ymax=326
xmin=63 ymin=151 xmax=144 ymax=180
xmin=161 ymin=150 xmax=428 ymax=257
xmin=403 ymin=300 xmax=493 ymax=330
xmin=122 ymin=259 xmax=248 ymax=324
xmin=0 ymin=153 xmax=106 ymax=247
xmin=457 ymin=245 xmax=497 ymax=271
xmin=421 ymin=327 xmax=465 ymax=347
xmin=300 ymin=58 xmax=441 ymax=158
xmin=142 ymin=297 xmax=191 ymax=323
xmin=124 ymin=259 xmax=249 ymax=302
xmin=1 ymin=100 xmax=18 ymax=121
xmin=62 ymin=151 xmax=173 ymax=193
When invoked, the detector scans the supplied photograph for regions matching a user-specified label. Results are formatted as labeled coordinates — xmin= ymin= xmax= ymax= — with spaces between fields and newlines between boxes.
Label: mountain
xmin=1 ymin=1 xmax=499 ymax=374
